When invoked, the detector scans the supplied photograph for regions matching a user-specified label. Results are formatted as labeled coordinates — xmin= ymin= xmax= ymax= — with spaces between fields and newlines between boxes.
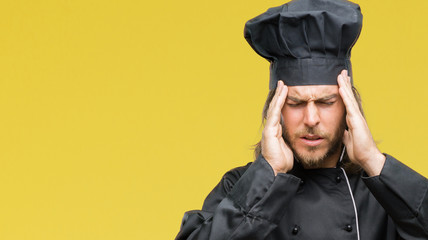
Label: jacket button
xmin=345 ymin=224 xmax=352 ymax=232
xmin=300 ymin=180 xmax=305 ymax=186
xmin=292 ymin=225 xmax=300 ymax=235
xmin=336 ymin=176 xmax=342 ymax=183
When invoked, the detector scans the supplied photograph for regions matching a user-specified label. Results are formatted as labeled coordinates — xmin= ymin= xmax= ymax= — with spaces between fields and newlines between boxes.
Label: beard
xmin=281 ymin=118 xmax=346 ymax=168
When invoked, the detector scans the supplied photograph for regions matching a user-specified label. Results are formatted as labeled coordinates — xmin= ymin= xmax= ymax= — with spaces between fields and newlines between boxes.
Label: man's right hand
xmin=261 ymin=80 xmax=294 ymax=176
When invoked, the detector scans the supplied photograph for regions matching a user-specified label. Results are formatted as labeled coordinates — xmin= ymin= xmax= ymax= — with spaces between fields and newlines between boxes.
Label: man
xmin=176 ymin=0 xmax=428 ymax=239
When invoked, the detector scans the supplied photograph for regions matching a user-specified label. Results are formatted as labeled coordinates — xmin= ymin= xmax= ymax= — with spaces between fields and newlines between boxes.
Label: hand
xmin=337 ymin=70 xmax=386 ymax=176
xmin=261 ymin=80 xmax=294 ymax=176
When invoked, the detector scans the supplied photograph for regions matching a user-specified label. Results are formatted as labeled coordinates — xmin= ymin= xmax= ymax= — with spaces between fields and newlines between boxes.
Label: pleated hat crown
xmin=244 ymin=0 xmax=363 ymax=90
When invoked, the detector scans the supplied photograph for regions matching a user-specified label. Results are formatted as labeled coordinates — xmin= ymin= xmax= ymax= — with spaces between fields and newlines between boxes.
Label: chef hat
xmin=244 ymin=0 xmax=363 ymax=90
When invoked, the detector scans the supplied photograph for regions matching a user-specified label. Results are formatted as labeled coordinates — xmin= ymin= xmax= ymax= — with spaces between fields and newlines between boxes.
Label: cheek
xmin=319 ymin=105 xmax=345 ymax=125
xmin=281 ymin=107 xmax=303 ymax=127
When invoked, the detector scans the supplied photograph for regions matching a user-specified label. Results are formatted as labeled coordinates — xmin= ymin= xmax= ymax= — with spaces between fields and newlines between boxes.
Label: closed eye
xmin=286 ymin=102 xmax=304 ymax=107
xmin=317 ymin=101 xmax=335 ymax=105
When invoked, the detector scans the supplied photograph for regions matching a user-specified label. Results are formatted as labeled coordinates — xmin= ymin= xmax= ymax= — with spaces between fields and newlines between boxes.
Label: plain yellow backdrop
xmin=0 ymin=0 xmax=427 ymax=239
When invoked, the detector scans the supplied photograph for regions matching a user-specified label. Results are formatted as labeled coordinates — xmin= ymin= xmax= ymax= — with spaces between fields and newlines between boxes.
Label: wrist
xmin=360 ymin=152 xmax=386 ymax=177
xmin=270 ymin=163 xmax=291 ymax=176
xmin=265 ymin=159 xmax=291 ymax=176
xmin=272 ymin=167 xmax=289 ymax=176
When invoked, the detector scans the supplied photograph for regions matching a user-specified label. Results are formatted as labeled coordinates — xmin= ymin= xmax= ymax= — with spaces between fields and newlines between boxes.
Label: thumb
xmin=343 ymin=129 xmax=351 ymax=146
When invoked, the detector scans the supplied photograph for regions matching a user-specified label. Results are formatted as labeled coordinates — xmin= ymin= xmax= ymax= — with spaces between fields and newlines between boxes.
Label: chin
xmin=299 ymin=157 xmax=326 ymax=169
xmin=294 ymin=148 xmax=330 ymax=168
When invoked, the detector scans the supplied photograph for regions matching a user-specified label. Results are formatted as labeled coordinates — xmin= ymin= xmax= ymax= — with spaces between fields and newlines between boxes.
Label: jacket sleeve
xmin=175 ymin=154 xmax=301 ymax=240
xmin=362 ymin=154 xmax=428 ymax=240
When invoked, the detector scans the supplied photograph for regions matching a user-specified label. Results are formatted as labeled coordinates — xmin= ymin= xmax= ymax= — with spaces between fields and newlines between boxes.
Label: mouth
xmin=300 ymin=135 xmax=324 ymax=146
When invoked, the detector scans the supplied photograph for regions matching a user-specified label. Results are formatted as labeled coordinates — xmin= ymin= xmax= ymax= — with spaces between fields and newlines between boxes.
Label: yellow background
xmin=0 ymin=0 xmax=427 ymax=239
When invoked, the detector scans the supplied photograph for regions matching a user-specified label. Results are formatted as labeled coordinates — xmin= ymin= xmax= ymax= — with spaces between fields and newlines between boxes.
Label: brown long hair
xmin=252 ymin=85 xmax=365 ymax=174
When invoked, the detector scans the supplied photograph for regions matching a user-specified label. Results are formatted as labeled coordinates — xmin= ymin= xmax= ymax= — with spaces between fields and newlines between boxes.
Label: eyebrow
xmin=287 ymin=94 xmax=338 ymax=103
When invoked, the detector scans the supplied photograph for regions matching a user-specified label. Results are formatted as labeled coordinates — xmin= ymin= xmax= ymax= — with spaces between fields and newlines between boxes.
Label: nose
xmin=303 ymin=102 xmax=320 ymax=127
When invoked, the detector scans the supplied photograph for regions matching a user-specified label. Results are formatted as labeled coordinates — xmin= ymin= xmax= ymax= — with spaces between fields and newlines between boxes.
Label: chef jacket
xmin=176 ymin=154 xmax=428 ymax=239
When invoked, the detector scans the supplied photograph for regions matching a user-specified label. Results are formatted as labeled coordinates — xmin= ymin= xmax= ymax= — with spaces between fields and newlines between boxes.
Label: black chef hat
xmin=244 ymin=0 xmax=363 ymax=90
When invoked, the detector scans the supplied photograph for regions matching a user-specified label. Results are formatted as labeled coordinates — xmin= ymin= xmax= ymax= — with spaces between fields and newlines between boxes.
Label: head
xmin=246 ymin=0 xmax=363 ymax=171
xmin=253 ymin=83 xmax=364 ymax=171
xmin=281 ymin=84 xmax=346 ymax=168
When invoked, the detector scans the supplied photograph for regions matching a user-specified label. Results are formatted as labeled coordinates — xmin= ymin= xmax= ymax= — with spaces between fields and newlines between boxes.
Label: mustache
xmin=295 ymin=127 xmax=329 ymax=138
xmin=282 ymin=125 xmax=330 ymax=141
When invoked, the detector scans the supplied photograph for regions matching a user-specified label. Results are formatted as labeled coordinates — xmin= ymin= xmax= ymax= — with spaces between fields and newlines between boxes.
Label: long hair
xmin=252 ymin=85 xmax=365 ymax=174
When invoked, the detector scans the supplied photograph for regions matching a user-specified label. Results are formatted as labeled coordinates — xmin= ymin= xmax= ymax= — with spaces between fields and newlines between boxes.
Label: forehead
xmin=287 ymin=85 xmax=339 ymax=99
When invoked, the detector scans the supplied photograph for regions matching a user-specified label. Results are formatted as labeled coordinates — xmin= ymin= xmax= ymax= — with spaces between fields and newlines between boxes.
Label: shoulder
xmin=201 ymin=162 xmax=253 ymax=211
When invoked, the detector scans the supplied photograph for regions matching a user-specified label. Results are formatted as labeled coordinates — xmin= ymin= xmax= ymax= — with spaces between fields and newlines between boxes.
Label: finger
xmin=273 ymin=80 xmax=284 ymax=102
xmin=342 ymin=70 xmax=349 ymax=84
xmin=276 ymin=121 xmax=282 ymax=137
xmin=338 ymin=74 xmax=359 ymax=117
xmin=267 ymin=81 xmax=285 ymax=116
xmin=267 ymin=81 xmax=283 ymax=117
xmin=339 ymin=70 xmax=353 ymax=97
xmin=343 ymin=71 xmax=355 ymax=97
xmin=280 ymin=137 xmax=291 ymax=156
xmin=273 ymin=81 xmax=288 ymax=112
xmin=338 ymin=75 xmax=354 ymax=105
xmin=341 ymin=70 xmax=357 ymax=106
xmin=266 ymin=81 xmax=288 ymax=127
xmin=342 ymin=129 xmax=350 ymax=145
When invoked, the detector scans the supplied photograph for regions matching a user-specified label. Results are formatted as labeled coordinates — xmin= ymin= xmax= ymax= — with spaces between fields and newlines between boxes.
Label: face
xmin=281 ymin=85 xmax=346 ymax=168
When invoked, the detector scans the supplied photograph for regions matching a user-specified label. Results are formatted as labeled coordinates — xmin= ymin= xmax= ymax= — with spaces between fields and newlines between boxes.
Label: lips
xmin=300 ymin=135 xmax=324 ymax=146
xmin=302 ymin=135 xmax=322 ymax=140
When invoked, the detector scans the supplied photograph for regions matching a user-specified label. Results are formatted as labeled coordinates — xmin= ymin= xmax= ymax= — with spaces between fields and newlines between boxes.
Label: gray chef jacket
xmin=176 ymin=154 xmax=428 ymax=239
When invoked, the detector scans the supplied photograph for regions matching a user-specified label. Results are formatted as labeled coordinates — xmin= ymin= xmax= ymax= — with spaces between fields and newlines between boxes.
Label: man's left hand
xmin=337 ymin=70 xmax=386 ymax=176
